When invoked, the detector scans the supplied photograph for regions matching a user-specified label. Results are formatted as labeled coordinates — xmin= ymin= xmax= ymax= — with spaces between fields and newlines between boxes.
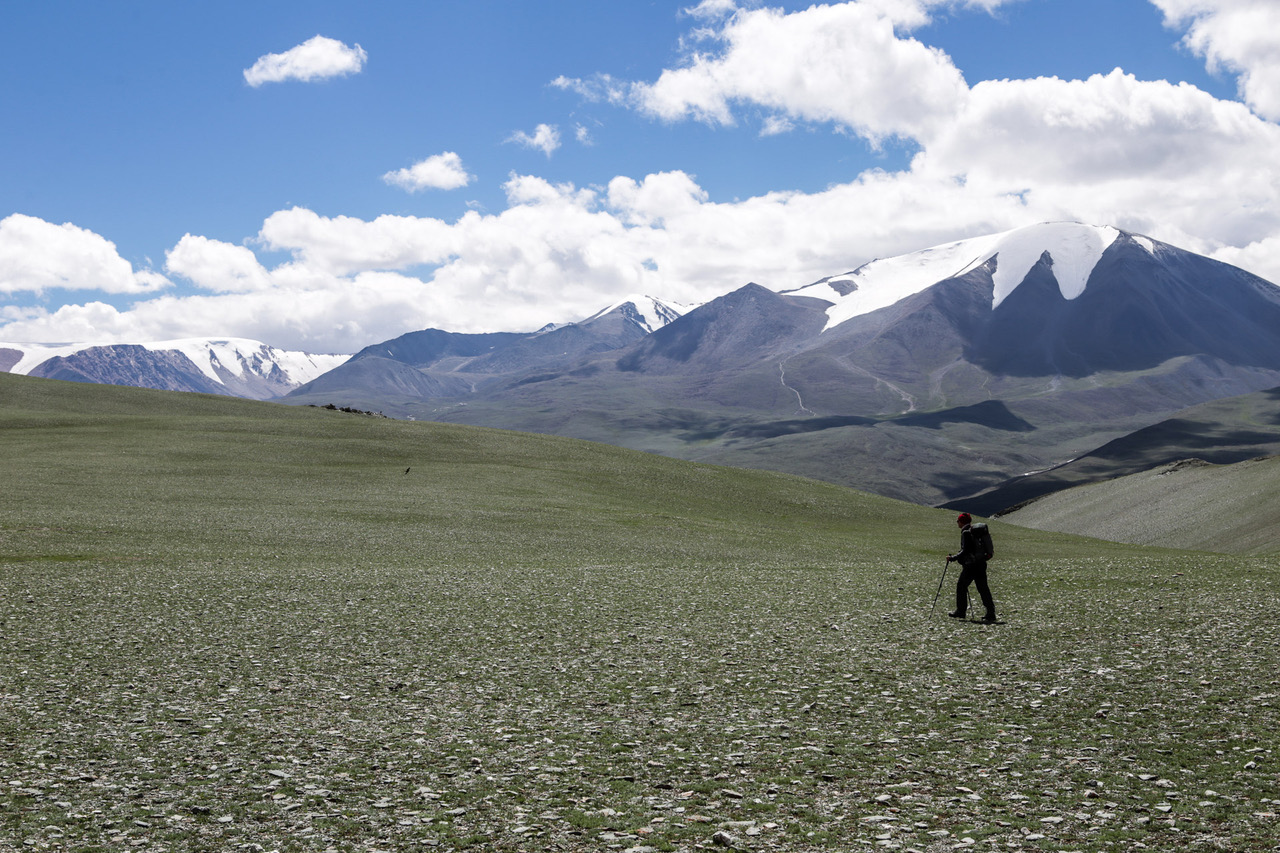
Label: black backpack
xmin=970 ymin=522 xmax=994 ymax=560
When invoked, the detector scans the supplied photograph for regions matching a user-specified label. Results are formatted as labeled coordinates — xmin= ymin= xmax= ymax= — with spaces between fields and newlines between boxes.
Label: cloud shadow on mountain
xmin=893 ymin=400 xmax=1034 ymax=432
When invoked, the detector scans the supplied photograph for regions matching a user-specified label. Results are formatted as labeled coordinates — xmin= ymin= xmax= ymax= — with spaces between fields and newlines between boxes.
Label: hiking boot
xmin=948 ymin=611 xmax=965 ymax=619
xmin=982 ymin=613 xmax=997 ymax=624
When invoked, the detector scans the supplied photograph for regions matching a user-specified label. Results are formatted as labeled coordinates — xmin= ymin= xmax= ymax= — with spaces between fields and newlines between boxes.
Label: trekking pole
xmin=930 ymin=559 xmax=949 ymax=616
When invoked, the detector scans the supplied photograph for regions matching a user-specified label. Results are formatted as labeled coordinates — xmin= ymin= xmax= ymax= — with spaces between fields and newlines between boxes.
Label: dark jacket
xmin=952 ymin=524 xmax=987 ymax=568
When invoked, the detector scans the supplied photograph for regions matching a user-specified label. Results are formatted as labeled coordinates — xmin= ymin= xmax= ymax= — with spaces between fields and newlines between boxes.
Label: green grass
xmin=1 ymin=372 xmax=1278 ymax=852
xmin=1004 ymin=456 xmax=1280 ymax=554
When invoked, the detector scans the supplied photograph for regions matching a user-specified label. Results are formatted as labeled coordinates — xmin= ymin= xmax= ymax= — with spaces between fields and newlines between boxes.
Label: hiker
xmin=947 ymin=512 xmax=997 ymax=623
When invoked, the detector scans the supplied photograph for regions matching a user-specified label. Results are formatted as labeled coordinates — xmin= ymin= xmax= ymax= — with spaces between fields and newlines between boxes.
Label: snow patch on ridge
xmin=973 ymin=222 xmax=1120 ymax=308
xmin=0 ymin=342 xmax=90 ymax=375
xmin=795 ymin=236 xmax=1006 ymax=330
xmin=139 ymin=338 xmax=346 ymax=384
xmin=585 ymin=295 xmax=692 ymax=332
xmin=1132 ymin=234 xmax=1157 ymax=256
xmin=0 ymin=338 xmax=348 ymax=386
xmin=789 ymin=222 xmax=1123 ymax=331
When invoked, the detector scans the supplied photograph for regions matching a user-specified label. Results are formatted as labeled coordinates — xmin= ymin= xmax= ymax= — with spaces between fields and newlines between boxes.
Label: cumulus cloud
xmin=165 ymin=235 xmax=273 ymax=293
xmin=914 ymin=68 xmax=1280 ymax=250
xmin=1154 ymin=0 xmax=1280 ymax=121
xmin=507 ymin=123 xmax=562 ymax=156
xmin=257 ymin=208 xmax=459 ymax=277
xmin=243 ymin=35 xmax=367 ymax=87
xmin=921 ymin=69 xmax=1278 ymax=183
xmin=0 ymin=214 xmax=169 ymax=296
xmin=382 ymin=152 xmax=474 ymax=192
xmin=620 ymin=2 xmax=971 ymax=141
xmin=1211 ymin=235 xmax=1280 ymax=284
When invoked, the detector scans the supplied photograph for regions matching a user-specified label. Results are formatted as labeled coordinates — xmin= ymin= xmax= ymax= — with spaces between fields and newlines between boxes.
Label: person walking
xmin=947 ymin=512 xmax=997 ymax=623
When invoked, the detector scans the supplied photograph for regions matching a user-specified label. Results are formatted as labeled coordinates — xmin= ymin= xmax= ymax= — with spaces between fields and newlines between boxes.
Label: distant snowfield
xmin=0 ymin=338 xmax=349 ymax=386
xmin=789 ymin=222 xmax=1141 ymax=331
xmin=0 ymin=342 xmax=89 ymax=375
xmin=147 ymin=338 xmax=349 ymax=384
xmin=585 ymin=294 xmax=693 ymax=332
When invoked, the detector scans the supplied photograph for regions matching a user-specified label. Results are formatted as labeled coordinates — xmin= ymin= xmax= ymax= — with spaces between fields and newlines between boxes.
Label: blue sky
xmin=3 ymin=0 xmax=1279 ymax=352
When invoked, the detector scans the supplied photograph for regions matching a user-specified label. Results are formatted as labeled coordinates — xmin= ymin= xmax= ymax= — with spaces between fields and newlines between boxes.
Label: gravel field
xmin=5 ymin=551 xmax=1277 ymax=852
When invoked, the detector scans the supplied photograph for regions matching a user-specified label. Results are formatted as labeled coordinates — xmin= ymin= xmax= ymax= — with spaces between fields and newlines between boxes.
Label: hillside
xmin=0 ymin=370 xmax=969 ymax=568
xmin=959 ymin=384 xmax=1280 ymax=515
xmin=1002 ymin=455 xmax=1280 ymax=554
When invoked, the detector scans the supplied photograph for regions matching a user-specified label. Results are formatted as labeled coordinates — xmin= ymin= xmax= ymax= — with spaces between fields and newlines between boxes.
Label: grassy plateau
xmin=1 ymin=373 xmax=1277 ymax=852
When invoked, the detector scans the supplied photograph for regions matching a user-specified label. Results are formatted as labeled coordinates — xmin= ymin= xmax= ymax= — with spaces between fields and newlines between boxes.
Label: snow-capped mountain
xmin=793 ymin=221 xmax=1280 ymax=383
xmin=785 ymin=222 xmax=1132 ymax=329
xmin=584 ymin=294 xmax=693 ymax=333
xmin=348 ymin=221 xmax=1280 ymax=509
xmin=0 ymin=338 xmax=349 ymax=401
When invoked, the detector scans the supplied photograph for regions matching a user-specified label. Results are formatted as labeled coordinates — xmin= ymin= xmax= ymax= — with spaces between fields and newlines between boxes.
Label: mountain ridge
xmin=8 ymin=223 xmax=1280 ymax=513
xmin=0 ymin=337 xmax=348 ymax=400
xmin=352 ymin=222 xmax=1280 ymax=508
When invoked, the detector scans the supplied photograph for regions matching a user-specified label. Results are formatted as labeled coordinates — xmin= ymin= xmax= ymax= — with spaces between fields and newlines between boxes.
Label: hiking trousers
xmin=955 ymin=560 xmax=996 ymax=618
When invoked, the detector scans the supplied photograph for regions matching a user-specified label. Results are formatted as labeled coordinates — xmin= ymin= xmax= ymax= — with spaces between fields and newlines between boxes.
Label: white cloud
xmin=683 ymin=0 xmax=741 ymax=22
xmin=0 ymin=214 xmax=169 ymax=296
xmin=760 ymin=115 xmax=794 ymax=136
xmin=507 ymin=123 xmax=562 ymax=157
xmin=243 ymin=35 xmax=367 ymax=87
xmin=551 ymin=73 xmax=631 ymax=105
xmin=382 ymin=152 xmax=473 ymax=192
xmin=0 ymin=301 xmax=146 ymax=344
xmin=1210 ymin=235 xmax=1280 ymax=285
xmin=165 ymin=235 xmax=273 ymax=293
xmin=1154 ymin=0 xmax=1280 ymax=121
xmin=626 ymin=2 xmax=971 ymax=141
xmin=915 ymin=69 xmax=1280 ymax=249
xmin=258 ymin=208 xmax=459 ymax=277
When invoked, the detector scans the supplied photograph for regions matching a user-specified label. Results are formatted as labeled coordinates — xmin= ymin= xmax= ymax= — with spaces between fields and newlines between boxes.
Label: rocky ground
xmin=2 ymin=554 xmax=1277 ymax=852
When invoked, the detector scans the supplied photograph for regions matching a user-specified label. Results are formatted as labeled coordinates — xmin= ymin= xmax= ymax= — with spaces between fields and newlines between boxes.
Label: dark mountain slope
xmin=286 ymin=298 xmax=672 ymax=407
xmin=616 ymin=283 xmax=830 ymax=375
xmin=31 ymin=346 xmax=225 ymax=395
xmin=352 ymin=328 xmax=526 ymax=368
xmin=956 ymin=385 xmax=1280 ymax=515
xmin=970 ymin=236 xmax=1280 ymax=376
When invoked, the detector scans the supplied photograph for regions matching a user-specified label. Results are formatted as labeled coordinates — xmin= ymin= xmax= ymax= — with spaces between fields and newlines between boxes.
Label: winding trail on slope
xmin=778 ymin=361 xmax=816 ymax=417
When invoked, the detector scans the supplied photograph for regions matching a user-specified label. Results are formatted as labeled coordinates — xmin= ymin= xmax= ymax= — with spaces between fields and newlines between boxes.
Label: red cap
xmin=956 ymin=512 xmax=972 ymax=526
